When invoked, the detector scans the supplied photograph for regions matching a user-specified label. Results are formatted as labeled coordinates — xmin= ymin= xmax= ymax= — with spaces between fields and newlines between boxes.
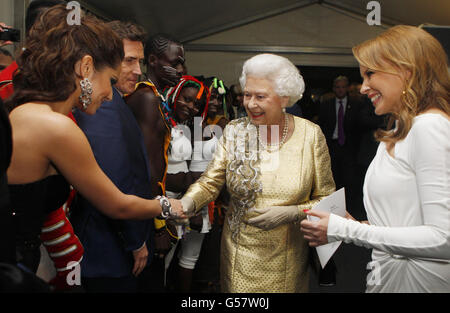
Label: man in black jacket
xmin=317 ymin=76 xmax=362 ymax=287
xmin=319 ymin=76 xmax=361 ymax=204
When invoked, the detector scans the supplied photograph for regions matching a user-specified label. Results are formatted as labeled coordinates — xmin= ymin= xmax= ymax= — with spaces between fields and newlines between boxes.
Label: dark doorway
xmin=297 ymin=65 xmax=362 ymax=98
xmin=290 ymin=65 xmax=362 ymax=122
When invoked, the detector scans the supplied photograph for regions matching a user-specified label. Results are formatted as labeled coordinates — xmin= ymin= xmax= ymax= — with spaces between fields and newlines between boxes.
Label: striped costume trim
xmin=41 ymin=220 xmax=65 ymax=233
xmin=43 ymin=233 xmax=71 ymax=246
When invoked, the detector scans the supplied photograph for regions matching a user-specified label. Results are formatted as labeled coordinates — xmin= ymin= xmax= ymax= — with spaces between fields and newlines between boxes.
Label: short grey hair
xmin=333 ymin=75 xmax=349 ymax=87
xmin=239 ymin=53 xmax=305 ymax=107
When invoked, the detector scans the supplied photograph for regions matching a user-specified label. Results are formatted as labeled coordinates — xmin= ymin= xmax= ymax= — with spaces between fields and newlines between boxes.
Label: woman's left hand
xmin=247 ymin=205 xmax=300 ymax=230
xmin=300 ymin=210 xmax=330 ymax=247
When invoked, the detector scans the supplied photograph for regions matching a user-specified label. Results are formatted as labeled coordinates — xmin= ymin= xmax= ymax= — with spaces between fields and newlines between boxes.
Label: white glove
xmin=180 ymin=196 xmax=195 ymax=215
xmin=247 ymin=205 xmax=301 ymax=230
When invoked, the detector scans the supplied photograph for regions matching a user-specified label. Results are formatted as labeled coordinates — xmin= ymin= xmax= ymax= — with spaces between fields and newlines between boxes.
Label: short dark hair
xmin=25 ymin=0 xmax=64 ymax=34
xmin=107 ymin=21 xmax=147 ymax=43
xmin=333 ymin=75 xmax=349 ymax=87
xmin=144 ymin=33 xmax=182 ymax=65
xmin=0 ymin=48 xmax=13 ymax=59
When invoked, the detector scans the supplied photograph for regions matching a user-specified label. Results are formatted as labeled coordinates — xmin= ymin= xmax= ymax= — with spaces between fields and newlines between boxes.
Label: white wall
xmin=0 ymin=0 xmax=14 ymax=26
xmin=185 ymin=3 xmax=385 ymax=86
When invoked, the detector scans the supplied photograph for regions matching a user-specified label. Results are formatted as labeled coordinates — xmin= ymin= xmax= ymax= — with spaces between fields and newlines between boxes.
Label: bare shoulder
xmin=9 ymin=104 xmax=83 ymax=143
xmin=125 ymin=85 xmax=161 ymax=122
xmin=7 ymin=104 xmax=87 ymax=182
xmin=126 ymin=85 xmax=159 ymax=107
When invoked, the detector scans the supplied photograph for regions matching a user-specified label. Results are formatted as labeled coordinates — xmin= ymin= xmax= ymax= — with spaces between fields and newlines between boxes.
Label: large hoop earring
xmin=79 ymin=78 xmax=93 ymax=111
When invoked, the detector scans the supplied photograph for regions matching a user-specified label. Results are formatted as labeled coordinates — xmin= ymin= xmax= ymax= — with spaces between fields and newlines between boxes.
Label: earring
xmin=79 ymin=78 xmax=93 ymax=110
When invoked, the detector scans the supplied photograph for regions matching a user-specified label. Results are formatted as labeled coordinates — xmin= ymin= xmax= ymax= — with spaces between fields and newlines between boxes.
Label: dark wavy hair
xmin=11 ymin=4 xmax=124 ymax=108
xmin=108 ymin=20 xmax=147 ymax=43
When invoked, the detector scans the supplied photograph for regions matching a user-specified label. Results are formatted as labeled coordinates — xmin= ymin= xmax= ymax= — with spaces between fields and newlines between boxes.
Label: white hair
xmin=239 ymin=53 xmax=305 ymax=107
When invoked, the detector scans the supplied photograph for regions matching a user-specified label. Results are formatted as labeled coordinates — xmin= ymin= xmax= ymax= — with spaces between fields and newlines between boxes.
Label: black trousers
xmin=328 ymin=140 xmax=358 ymax=212
xmin=0 ymin=173 xmax=15 ymax=265
xmin=82 ymin=276 xmax=138 ymax=293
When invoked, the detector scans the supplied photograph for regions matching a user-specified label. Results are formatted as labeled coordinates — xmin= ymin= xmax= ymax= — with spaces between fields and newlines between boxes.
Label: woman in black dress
xmin=6 ymin=5 xmax=185 ymax=273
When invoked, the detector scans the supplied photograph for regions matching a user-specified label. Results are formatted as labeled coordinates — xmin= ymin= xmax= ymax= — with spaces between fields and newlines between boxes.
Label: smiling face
xmin=243 ymin=76 xmax=287 ymax=126
xmin=359 ymin=65 xmax=407 ymax=115
xmin=174 ymin=86 xmax=200 ymax=123
xmin=115 ymin=39 xmax=144 ymax=95
xmin=207 ymin=88 xmax=222 ymax=118
xmin=333 ymin=79 xmax=349 ymax=99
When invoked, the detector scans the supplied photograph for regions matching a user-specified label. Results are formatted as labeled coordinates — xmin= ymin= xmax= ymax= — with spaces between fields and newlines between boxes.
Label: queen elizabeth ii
xmin=179 ymin=53 xmax=335 ymax=292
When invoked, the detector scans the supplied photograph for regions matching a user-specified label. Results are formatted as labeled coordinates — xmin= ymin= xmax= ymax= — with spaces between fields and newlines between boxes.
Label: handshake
xmin=160 ymin=196 xmax=195 ymax=222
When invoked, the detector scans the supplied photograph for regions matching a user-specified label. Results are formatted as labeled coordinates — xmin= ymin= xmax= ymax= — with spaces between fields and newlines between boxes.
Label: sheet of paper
xmin=308 ymin=187 xmax=346 ymax=268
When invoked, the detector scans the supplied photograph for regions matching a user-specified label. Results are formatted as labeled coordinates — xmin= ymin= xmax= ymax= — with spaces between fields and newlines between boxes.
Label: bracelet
xmin=156 ymin=196 xmax=172 ymax=219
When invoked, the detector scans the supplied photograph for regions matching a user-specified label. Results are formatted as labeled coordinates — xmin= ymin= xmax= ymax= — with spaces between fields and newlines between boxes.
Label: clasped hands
xmin=245 ymin=204 xmax=331 ymax=247
xmin=167 ymin=196 xmax=195 ymax=222
xmin=169 ymin=199 xmax=339 ymax=248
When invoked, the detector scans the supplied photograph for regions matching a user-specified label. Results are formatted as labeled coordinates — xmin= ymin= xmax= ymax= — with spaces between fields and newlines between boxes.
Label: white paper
xmin=308 ymin=188 xmax=346 ymax=268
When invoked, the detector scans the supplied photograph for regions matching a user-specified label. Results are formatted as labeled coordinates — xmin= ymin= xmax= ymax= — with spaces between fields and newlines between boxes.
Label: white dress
xmin=164 ymin=127 xmax=192 ymax=277
xmin=327 ymin=113 xmax=450 ymax=293
xmin=165 ymin=128 xmax=219 ymax=270
xmin=177 ymin=136 xmax=219 ymax=270
xmin=190 ymin=136 xmax=219 ymax=233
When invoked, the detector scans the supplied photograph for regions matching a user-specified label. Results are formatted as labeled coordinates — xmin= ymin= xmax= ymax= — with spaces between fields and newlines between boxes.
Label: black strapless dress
xmin=0 ymin=98 xmax=14 ymax=264
xmin=8 ymin=175 xmax=70 ymax=272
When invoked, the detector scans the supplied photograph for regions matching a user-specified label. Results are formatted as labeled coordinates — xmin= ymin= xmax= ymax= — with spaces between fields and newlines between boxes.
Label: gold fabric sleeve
xmin=296 ymin=124 xmax=336 ymax=216
xmin=183 ymin=129 xmax=228 ymax=214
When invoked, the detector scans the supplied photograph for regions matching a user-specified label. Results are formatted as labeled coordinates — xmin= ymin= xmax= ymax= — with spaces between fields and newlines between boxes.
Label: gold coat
xmin=184 ymin=115 xmax=335 ymax=292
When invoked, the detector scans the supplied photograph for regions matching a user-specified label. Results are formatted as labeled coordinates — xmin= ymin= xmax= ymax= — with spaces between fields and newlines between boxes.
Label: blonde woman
xmin=301 ymin=25 xmax=450 ymax=292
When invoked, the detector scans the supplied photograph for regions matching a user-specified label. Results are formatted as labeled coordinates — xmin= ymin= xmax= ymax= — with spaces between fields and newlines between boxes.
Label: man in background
xmin=319 ymin=76 xmax=360 ymax=202
xmin=126 ymin=33 xmax=185 ymax=291
xmin=317 ymin=75 xmax=362 ymax=286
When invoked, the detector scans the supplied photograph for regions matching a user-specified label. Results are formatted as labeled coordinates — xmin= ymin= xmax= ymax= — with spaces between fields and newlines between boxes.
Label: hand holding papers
xmin=301 ymin=188 xmax=346 ymax=268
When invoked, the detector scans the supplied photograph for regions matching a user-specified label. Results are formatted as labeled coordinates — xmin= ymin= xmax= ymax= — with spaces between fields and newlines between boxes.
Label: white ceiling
xmin=79 ymin=0 xmax=450 ymax=43
xmin=78 ymin=0 xmax=450 ymax=84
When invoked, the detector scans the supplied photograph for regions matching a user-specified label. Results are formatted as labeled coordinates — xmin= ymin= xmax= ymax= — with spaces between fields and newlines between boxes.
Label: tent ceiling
xmin=78 ymin=0 xmax=449 ymax=84
xmin=80 ymin=0 xmax=450 ymax=44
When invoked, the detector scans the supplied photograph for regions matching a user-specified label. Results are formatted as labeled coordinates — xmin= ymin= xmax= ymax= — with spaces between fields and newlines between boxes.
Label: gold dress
xmin=184 ymin=115 xmax=335 ymax=292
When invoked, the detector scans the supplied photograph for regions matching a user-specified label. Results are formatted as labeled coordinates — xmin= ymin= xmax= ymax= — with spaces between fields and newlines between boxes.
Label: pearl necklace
xmin=258 ymin=113 xmax=289 ymax=151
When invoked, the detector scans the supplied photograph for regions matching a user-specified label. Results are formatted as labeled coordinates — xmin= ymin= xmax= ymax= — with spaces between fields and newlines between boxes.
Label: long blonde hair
xmin=353 ymin=25 xmax=450 ymax=144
